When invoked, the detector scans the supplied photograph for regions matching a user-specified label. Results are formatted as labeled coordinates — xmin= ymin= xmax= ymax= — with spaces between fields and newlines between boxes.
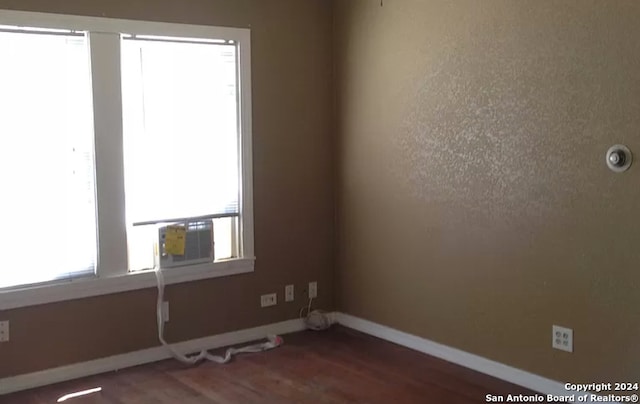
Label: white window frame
xmin=0 ymin=10 xmax=254 ymax=310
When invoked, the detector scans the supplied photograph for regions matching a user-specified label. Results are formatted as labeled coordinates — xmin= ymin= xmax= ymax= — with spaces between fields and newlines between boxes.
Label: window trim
xmin=0 ymin=10 xmax=254 ymax=310
xmin=0 ymin=259 xmax=255 ymax=311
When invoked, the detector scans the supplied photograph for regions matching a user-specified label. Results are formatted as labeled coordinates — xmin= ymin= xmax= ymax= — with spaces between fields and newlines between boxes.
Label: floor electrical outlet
xmin=552 ymin=325 xmax=573 ymax=352
xmin=261 ymin=293 xmax=277 ymax=307
xmin=309 ymin=281 xmax=318 ymax=299
xmin=162 ymin=301 xmax=170 ymax=323
xmin=0 ymin=321 xmax=9 ymax=342
xmin=285 ymin=285 xmax=295 ymax=302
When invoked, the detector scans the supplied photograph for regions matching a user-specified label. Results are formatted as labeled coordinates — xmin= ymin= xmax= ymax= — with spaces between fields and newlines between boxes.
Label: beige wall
xmin=334 ymin=0 xmax=640 ymax=382
xmin=0 ymin=0 xmax=334 ymax=378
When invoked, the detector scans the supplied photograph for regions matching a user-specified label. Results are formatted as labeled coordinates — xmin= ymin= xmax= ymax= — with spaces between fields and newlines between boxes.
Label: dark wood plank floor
xmin=2 ymin=326 xmax=536 ymax=403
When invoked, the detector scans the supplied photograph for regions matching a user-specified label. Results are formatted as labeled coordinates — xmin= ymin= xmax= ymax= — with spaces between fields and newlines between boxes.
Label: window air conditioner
xmin=156 ymin=220 xmax=214 ymax=269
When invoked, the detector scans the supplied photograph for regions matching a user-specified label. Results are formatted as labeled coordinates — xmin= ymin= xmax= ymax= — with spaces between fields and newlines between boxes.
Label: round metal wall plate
xmin=606 ymin=144 xmax=632 ymax=173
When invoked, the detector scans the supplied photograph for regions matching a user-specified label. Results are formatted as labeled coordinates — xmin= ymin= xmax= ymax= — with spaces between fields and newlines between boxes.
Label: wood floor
xmin=2 ymin=326 xmax=536 ymax=403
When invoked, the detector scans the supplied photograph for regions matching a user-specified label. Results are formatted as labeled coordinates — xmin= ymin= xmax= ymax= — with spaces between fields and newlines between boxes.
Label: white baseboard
xmin=0 ymin=313 xmax=618 ymax=403
xmin=334 ymin=313 xmax=615 ymax=404
xmin=0 ymin=318 xmax=306 ymax=396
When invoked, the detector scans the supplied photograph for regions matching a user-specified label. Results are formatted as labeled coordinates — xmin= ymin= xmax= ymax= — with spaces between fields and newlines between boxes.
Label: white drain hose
xmin=155 ymin=268 xmax=283 ymax=364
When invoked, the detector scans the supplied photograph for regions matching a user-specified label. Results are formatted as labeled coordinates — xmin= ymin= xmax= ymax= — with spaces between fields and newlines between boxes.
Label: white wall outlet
xmin=552 ymin=325 xmax=573 ymax=352
xmin=261 ymin=293 xmax=277 ymax=307
xmin=162 ymin=301 xmax=170 ymax=323
xmin=285 ymin=284 xmax=294 ymax=302
xmin=0 ymin=321 xmax=9 ymax=342
xmin=309 ymin=281 xmax=318 ymax=299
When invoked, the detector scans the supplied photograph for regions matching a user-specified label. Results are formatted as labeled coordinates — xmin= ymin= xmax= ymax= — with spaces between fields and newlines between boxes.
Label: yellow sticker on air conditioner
xmin=165 ymin=225 xmax=186 ymax=256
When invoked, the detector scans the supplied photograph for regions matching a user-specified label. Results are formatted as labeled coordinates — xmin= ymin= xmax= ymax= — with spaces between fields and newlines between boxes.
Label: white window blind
xmin=121 ymin=37 xmax=239 ymax=225
xmin=0 ymin=29 xmax=96 ymax=288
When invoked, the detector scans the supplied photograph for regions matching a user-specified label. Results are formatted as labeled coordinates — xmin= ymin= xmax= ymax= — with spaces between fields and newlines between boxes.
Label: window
xmin=0 ymin=11 xmax=254 ymax=309
xmin=0 ymin=27 xmax=96 ymax=288
xmin=121 ymin=36 xmax=240 ymax=271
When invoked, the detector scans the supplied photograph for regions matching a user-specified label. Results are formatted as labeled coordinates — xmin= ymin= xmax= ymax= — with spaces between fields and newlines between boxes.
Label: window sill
xmin=0 ymin=257 xmax=255 ymax=311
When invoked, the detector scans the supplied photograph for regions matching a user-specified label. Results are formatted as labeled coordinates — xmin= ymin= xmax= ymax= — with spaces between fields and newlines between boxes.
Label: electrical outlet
xmin=285 ymin=285 xmax=294 ymax=302
xmin=261 ymin=293 xmax=277 ymax=307
xmin=552 ymin=325 xmax=573 ymax=352
xmin=0 ymin=321 xmax=9 ymax=342
xmin=162 ymin=301 xmax=170 ymax=323
xmin=309 ymin=281 xmax=317 ymax=299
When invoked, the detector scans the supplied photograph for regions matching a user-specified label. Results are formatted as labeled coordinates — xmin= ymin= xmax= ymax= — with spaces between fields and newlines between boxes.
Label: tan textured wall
xmin=335 ymin=0 xmax=640 ymax=382
xmin=0 ymin=0 xmax=334 ymax=378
